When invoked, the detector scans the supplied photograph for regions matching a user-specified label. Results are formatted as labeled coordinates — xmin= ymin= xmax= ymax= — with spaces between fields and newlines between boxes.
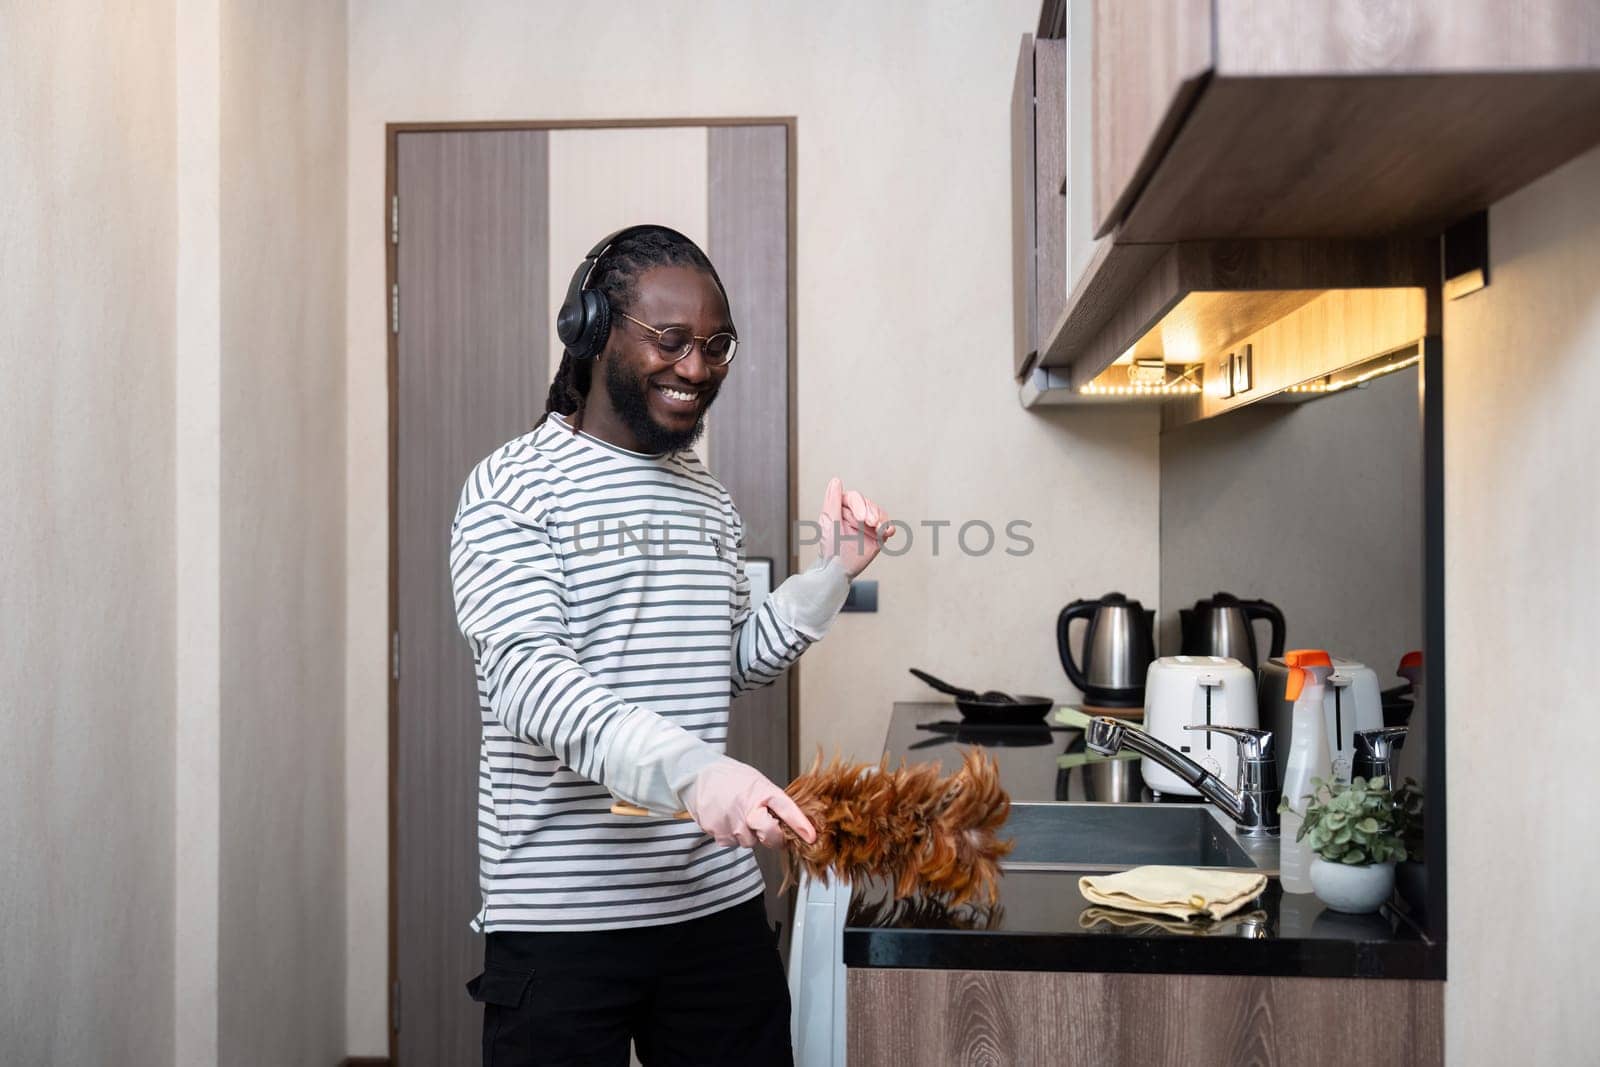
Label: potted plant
xmin=1292 ymin=776 xmax=1414 ymax=914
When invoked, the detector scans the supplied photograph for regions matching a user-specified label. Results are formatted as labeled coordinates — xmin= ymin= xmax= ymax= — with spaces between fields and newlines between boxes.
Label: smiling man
xmin=450 ymin=225 xmax=890 ymax=1066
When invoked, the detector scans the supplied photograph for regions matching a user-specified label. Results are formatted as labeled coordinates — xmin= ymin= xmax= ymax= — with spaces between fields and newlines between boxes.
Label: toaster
xmin=1258 ymin=656 xmax=1384 ymax=785
xmin=1140 ymin=656 xmax=1259 ymax=797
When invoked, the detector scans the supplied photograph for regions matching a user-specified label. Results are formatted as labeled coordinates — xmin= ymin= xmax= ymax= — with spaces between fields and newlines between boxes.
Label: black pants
xmin=467 ymin=893 xmax=792 ymax=1067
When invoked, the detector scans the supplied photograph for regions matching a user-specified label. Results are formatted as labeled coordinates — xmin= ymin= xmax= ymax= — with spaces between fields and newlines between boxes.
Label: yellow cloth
xmin=1078 ymin=865 xmax=1267 ymax=922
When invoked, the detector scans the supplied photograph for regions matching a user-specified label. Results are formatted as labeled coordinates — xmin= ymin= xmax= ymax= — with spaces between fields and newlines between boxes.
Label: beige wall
xmin=215 ymin=0 xmax=350 ymax=1063
xmin=0 ymin=3 xmax=178 ymax=1065
xmin=1443 ymin=145 xmax=1600 ymax=1062
xmin=345 ymin=0 xmax=1161 ymax=1050
xmin=4 ymin=1 xmax=348 ymax=1062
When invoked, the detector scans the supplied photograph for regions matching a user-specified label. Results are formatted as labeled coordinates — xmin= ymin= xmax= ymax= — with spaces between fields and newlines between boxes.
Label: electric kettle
xmin=1056 ymin=592 xmax=1156 ymax=708
xmin=1178 ymin=591 xmax=1287 ymax=672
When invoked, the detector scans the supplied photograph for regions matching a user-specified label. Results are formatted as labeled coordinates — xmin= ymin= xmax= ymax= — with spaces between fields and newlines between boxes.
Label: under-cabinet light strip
xmin=1287 ymin=351 xmax=1421 ymax=395
xmin=1076 ymin=382 xmax=1203 ymax=396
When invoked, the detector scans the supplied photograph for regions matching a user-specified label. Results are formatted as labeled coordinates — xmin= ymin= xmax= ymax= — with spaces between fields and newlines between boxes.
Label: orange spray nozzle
xmin=1283 ymin=649 xmax=1334 ymax=700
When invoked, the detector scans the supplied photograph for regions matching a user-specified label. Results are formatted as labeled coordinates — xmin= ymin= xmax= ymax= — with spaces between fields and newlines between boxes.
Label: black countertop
xmin=841 ymin=702 xmax=1443 ymax=979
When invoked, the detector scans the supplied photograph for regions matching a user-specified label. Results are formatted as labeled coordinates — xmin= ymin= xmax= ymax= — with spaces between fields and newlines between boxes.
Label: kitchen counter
xmin=842 ymin=702 xmax=1443 ymax=979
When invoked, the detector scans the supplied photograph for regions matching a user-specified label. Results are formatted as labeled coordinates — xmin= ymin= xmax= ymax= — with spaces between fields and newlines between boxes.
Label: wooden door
xmin=395 ymin=129 xmax=551 ymax=1067
xmin=392 ymin=123 xmax=793 ymax=1065
xmin=705 ymin=123 xmax=794 ymax=931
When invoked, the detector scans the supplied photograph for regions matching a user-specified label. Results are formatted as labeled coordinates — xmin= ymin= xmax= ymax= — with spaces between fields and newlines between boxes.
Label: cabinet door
xmin=1011 ymin=33 xmax=1038 ymax=377
xmin=1034 ymin=38 xmax=1069 ymax=344
xmin=1092 ymin=0 xmax=1212 ymax=238
xmin=1012 ymin=35 xmax=1069 ymax=379
xmin=1066 ymin=0 xmax=1097 ymax=295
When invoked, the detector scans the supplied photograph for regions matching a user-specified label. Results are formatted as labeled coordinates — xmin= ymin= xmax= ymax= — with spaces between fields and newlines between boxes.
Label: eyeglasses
xmin=617 ymin=312 xmax=739 ymax=367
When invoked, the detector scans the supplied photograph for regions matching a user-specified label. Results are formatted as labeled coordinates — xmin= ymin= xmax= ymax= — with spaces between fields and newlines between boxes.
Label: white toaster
xmin=1141 ymin=656 xmax=1259 ymax=797
xmin=1326 ymin=659 xmax=1385 ymax=783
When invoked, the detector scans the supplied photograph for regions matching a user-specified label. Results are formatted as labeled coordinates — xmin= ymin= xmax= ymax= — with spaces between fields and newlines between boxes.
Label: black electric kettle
xmin=1056 ymin=592 xmax=1156 ymax=708
xmin=1178 ymin=591 xmax=1287 ymax=672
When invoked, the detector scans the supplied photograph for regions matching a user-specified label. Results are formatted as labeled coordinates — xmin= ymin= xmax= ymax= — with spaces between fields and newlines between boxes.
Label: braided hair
xmin=537 ymin=227 xmax=722 ymax=433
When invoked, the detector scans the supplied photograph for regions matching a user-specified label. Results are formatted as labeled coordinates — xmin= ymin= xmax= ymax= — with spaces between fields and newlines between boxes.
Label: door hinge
xmin=391 ymin=631 xmax=401 ymax=680
xmin=390 ymin=194 xmax=399 ymax=245
xmin=390 ymin=283 xmax=400 ymax=334
xmin=391 ymin=979 xmax=401 ymax=1033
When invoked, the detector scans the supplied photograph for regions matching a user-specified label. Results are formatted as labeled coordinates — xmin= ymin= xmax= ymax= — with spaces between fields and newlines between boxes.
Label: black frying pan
xmin=908 ymin=668 xmax=1054 ymax=725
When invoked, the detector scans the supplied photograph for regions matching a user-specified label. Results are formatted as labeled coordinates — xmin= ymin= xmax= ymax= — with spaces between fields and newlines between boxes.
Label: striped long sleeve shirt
xmin=450 ymin=413 xmax=847 ymax=932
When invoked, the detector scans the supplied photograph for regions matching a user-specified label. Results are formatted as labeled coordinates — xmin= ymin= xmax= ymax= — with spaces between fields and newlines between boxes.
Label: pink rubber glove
xmin=682 ymin=756 xmax=818 ymax=849
xmin=818 ymin=476 xmax=894 ymax=579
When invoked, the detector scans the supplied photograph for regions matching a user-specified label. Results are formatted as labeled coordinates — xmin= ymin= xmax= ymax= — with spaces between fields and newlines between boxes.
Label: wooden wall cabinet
xmin=1095 ymin=0 xmax=1600 ymax=242
xmin=1039 ymin=235 xmax=1434 ymax=393
xmin=1017 ymin=0 xmax=1600 ymax=409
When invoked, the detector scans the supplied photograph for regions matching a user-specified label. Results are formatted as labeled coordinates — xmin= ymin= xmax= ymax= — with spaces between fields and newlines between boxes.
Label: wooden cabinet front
xmin=1013 ymin=35 xmax=1070 ymax=379
xmin=849 ymin=967 xmax=1442 ymax=1066
xmin=1090 ymin=0 xmax=1212 ymax=238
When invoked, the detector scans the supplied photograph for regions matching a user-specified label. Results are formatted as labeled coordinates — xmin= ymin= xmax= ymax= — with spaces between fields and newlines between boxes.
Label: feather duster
xmin=780 ymin=748 xmax=1013 ymax=907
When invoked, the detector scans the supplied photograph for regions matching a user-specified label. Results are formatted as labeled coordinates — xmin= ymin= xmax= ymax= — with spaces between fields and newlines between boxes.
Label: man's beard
xmin=603 ymin=356 xmax=718 ymax=454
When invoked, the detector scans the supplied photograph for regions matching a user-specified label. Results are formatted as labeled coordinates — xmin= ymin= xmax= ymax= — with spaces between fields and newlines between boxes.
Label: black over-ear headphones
xmin=555 ymin=224 xmax=727 ymax=361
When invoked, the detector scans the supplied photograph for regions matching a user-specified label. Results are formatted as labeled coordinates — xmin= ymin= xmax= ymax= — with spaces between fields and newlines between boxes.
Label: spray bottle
xmin=1278 ymin=649 xmax=1334 ymax=894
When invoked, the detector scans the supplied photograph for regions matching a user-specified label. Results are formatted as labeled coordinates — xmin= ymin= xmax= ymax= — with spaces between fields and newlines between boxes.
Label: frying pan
xmin=908 ymin=668 xmax=1054 ymax=725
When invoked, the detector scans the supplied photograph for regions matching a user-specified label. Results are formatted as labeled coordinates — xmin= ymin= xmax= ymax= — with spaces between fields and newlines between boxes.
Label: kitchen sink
xmin=1001 ymin=802 xmax=1264 ymax=872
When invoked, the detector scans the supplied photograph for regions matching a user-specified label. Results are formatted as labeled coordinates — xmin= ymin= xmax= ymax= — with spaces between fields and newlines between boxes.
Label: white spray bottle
xmin=1278 ymin=649 xmax=1334 ymax=894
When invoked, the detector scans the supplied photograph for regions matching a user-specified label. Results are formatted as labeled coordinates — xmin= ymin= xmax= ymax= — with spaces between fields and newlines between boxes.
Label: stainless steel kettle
xmin=1056 ymin=592 xmax=1156 ymax=708
xmin=1178 ymin=591 xmax=1287 ymax=672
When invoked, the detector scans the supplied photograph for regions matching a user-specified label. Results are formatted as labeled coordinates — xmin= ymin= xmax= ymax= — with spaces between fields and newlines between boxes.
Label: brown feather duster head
xmin=780 ymin=748 xmax=1013 ymax=907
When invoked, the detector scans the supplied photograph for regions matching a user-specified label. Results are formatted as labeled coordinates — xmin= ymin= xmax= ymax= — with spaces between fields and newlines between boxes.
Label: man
xmin=451 ymin=224 xmax=890 ymax=1065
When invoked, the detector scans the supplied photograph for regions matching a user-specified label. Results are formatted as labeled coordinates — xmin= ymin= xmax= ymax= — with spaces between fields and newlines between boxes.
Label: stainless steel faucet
xmin=1084 ymin=717 xmax=1281 ymax=838
xmin=1353 ymin=726 xmax=1408 ymax=784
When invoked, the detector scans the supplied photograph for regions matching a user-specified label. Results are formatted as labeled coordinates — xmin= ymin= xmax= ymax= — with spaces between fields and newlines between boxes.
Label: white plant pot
xmin=1309 ymin=857 xmax=1396 ymax=914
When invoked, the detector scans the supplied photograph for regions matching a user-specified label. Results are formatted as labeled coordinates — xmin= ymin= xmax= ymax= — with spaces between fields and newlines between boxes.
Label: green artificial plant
xmin=1285 ymin=776 xmax=1422 ymax=866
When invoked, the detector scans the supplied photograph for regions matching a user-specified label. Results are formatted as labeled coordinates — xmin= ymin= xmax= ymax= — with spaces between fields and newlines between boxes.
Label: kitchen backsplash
xmin=1158 ymin=365 xmax=1423 ymax=683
